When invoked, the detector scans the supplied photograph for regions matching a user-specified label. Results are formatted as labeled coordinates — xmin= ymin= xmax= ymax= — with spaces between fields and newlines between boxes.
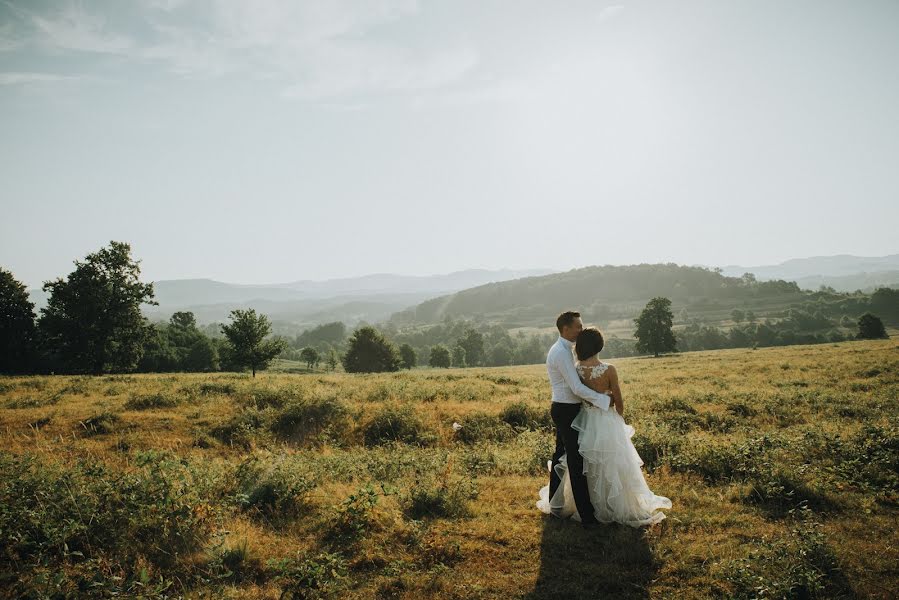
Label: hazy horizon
xmin=3 ymin=1 xmax=898 ymax=289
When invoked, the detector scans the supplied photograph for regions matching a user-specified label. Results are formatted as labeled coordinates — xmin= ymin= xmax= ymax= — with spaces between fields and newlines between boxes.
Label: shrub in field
xmin=267 ymin=551 xmax=348 ymax=600
xmin=326 ymin=485 xmax=382 ymax=546
xmin=243 ymin=386 xmax=303 ymax=409
xmin=210 ymin=408 xmax=269 ymax=448
xmin=500 ymin=401 xmax=551 ymax=430
xmin=455 ymin=411 xmax=516 ymax=444
xmin=0 ymin=450 xmax=215 ymax=596
xmin=826 ymin=422 xmax=899 ymax=499
xmin=196 ymin=381 xmax=237 ymax=396
xmin=404 ymin=465 xmax=478 ymax=520
xmin=234 ymin=454 xmax=316 ymax=518
xmin=722 ymin=506 xmax=846 ymax=599
xmin=270 ymin=395 xmax=351 ymax=445
xmin=124 ymin=391 xmax=181 ymax=410
xmin=363 ymin=405 xmax=436 ymax=447
xmin=78 ymin=409 xmax=122 ymax=436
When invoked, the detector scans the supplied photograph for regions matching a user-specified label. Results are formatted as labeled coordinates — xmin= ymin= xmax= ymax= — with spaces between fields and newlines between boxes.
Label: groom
xmin=546 ymin=310 xmax=612 ymax=528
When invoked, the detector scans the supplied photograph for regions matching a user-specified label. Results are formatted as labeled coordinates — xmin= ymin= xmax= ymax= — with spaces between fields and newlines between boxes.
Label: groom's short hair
xmin=556 ymin=311 xmax=581 ymax=333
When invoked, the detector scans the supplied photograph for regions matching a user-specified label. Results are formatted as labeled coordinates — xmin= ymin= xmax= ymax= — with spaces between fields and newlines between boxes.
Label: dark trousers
xmin=549 ymin=402 xmax=597 ymax=524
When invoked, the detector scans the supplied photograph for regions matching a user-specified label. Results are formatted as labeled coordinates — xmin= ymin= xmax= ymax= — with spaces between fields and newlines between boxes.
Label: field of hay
xmin=1 ymin=339 xmax=897 ymax=599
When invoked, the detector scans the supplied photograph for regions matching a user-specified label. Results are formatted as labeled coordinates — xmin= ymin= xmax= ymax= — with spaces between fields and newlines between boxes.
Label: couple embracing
xmin=536 ymin=311 xmax=672 ymax=528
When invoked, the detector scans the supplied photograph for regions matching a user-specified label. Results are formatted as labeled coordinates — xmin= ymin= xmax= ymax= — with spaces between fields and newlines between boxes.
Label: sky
xmin=1 ymin=0 xmax=898 ymax=288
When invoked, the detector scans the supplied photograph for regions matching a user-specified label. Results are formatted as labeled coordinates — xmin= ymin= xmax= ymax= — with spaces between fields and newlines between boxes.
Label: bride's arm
xmin=607 ymin=365 xmax=624 ymax=416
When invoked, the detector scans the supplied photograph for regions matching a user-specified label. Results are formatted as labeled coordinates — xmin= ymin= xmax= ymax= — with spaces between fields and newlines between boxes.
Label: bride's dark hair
xmin=575 ymin=327 xmax=604 ymax=360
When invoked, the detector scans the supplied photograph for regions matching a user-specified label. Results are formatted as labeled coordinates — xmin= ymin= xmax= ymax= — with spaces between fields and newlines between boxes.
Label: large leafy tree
xmin=0 ymin=268 xmax=37 ymax=373
xmin=857 ymin=313 xmax=888 ymax=340
xmin=398 ymin=343 xmax=417 ymax=369
xmin=220 ymin=309 xmax=286 ymax=377
xmin=457 ymin=328 xmax=485 ymax=366
xmin=634 ymin=297 xmax=677 ymax=357
xmin=342 ymin=326 xmax=400 ymax=373
xmin=429 ymin=345 xmax=451 ymax=368
xmin=38 ymin=241 xmax=156 ymax=374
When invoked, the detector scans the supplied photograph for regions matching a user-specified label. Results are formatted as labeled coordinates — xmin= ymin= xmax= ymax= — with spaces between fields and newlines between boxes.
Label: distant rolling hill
xmin=389 ymin=263 xmax=816 ymax=331
xmin=26 ymin=268 xmax=555 ymax=330
xmin=720 ymin=254 xmax=899 ymax=290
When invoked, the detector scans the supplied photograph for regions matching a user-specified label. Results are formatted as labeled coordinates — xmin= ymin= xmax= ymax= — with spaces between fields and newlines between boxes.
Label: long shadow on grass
xmin=524 ymin=516 xmax=657 ymax=600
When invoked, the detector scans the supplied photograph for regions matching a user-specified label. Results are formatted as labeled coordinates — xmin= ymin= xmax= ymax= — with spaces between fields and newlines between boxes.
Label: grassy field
xmin=1 ymin=339 xmax=897 ymax=599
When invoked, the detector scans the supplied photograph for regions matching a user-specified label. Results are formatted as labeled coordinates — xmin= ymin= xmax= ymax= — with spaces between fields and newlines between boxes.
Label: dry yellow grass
xmin=1 ymin=338 xmax=897 ymax=599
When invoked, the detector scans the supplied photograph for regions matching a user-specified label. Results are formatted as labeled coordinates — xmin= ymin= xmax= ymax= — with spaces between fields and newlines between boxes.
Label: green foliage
xmin=457 ymin=329 xmax=485 ymax=366
xmin=267 ymin=551 xmax=348 ymax=600
xmin=0 ymin=267 xmax=37 ymax=374
xmin=429 ymin=344 xmax=451 ymax=368
xmin=857 ymin=312 xmax=888 ymax=339
xmin=451 ymin=345 xmax=466 ymax=368
xmin=38 ymin=241 xmax=156 ymax=374
xmin=363 ymin=405 xmax=436 ymax=447
xmin=455 ymin=412 xmax=516 ymax=444
xmin=341 ymin=326 xmax=401 ymax=373
xmin=124 ymin=391 xmax=181 ymax=410
xmin=499 ymin=401 xmax=552 ymax=430
xmin=405 ymin=473 xmax=478 ymax=520
xmin=0 ymin=450 xmax=215 ymax=596
xmin=634 ymin=297 xmax=678 ymax=357
xmin=326 ymin=485 xmax=382 ymax=545
xmin=234 ymin=454 xmax=316 ymax=518
xmin=270 ymin=396 xmax=351 ymax=446
xmin=221 ymin=308 xmax=287 ymax=377
xmin=300 ymin=346 xmax=321 ymax=369
xmin=399 ymin=343 xmax=417 ymax=369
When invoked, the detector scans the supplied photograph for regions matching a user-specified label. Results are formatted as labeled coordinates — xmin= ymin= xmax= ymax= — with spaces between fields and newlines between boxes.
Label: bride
xmin=537 ymin=327 xmax=671 ymax=527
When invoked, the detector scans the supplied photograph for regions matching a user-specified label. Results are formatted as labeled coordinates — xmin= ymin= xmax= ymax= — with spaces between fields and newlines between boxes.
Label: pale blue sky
xmin=2 ymin=0 xmax=898 ymax=288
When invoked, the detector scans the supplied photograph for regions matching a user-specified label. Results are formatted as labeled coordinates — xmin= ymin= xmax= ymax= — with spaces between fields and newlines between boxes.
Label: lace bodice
xmin=576 ymin=361 xmax=609 ymax=381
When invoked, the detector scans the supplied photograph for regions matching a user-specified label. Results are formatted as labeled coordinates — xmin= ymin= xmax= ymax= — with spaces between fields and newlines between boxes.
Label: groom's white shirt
xmin=546 ymin=336 xmax=611 ymax=410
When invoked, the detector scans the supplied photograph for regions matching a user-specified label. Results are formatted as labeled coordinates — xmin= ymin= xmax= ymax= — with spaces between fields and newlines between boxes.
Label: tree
xmin=489 ymin=342 xmax=514 ymax=366
xmin=633 ymin=297 xmax=677 ymax=357
xmin=731 ymin=308 xmax=745 ymax=323
xmin=221 ymin=308 xmax=287 ymax=377
xmin=746 ymin=311 xmax=757 ymax=323
xmin=458 ymin=329 xmax=485 ymax=366
xmin=38 ymin=241 xmax=156 ymax=374
xmin=325 ymin=349 xmax=339 ymax=371
xmin=429 ymin=345 xmax=451 ymax=368
xmin=300 ymin=347 xmax=320 ymax=369
xmin=0 ymin=268 xmax=37 ymax=373
xmin=399 ymin=343 xmax=417 ymax=369
xmin=451 ymin=345 xmax=467 ymax=368
xmin=184 ymin=336 xmax=219 ymax=372
xmin=857 ymin=313 xmax=888 ymax=340
xmin=341 ymin=326 xmax=400 ymax=373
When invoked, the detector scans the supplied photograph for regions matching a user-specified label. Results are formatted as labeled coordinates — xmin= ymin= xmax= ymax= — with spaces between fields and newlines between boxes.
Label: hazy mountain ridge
xmin=720 ymin=254 xmax=899 ymax=281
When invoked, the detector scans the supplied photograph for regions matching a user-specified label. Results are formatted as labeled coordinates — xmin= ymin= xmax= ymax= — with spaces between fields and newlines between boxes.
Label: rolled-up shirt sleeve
xmin=557 ymin=353 xmax=611 ymax=410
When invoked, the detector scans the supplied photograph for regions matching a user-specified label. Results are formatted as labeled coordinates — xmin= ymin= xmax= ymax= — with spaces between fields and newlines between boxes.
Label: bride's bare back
xmin=576 ymin=360 xmax=624 ymax=415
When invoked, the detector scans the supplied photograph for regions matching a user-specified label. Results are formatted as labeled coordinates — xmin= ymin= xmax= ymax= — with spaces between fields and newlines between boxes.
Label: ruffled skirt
xmin=536 ymin=406 xmax=671 ymax=527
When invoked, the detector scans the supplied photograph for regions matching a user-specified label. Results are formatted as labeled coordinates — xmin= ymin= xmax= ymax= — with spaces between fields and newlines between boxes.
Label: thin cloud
xmin=0 ymin=71 xmax=81 ymax=84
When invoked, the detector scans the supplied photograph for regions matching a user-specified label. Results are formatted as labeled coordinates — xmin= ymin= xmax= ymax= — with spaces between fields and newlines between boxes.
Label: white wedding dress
xmin=536 ymin=361 xmax=671 ymax=527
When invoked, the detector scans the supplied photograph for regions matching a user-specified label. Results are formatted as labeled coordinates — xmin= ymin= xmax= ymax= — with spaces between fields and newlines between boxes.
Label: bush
xmin=455 ymin=412 xmax=516 ymax=444
xmin=234 ymin=454 xmax=316 ymax=518
xmin=78 ymin=410 xmax=122 ymax=436
xmin=124 ymin=391 xmax=180 ymax=410
xmin=405 ymin=476 xmax=478 ymax=519
xmin=363 ymin=405 xmax=436 ymax=447
xmin=267 ymin=551 xmax=348 ymax=600
xmin=210 ymin=408 xmax=268 ymax=448
xmin=500 ymin=401 xmax=551 ymax=430
xmin=270 ymin=396 xmax=350 ymax=445
xmin=0 ymin=450 xmax=215 ymax=596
